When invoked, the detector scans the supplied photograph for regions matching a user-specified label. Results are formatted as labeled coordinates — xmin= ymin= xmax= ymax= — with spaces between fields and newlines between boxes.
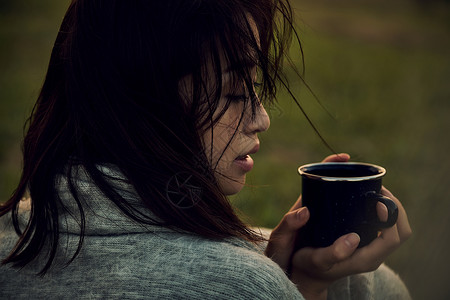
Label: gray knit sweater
xmin=0 ymin=167 xmax=411 ymax=299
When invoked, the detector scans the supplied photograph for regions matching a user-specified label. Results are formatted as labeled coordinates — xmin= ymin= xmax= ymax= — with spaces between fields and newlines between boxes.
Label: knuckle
xmin=283 ymin=211 xmax=292 ymax=221
xmin=311 ymin=252 xmax=332 ymax=272
xmin=279 ymin=212 xmax=292 ymax=227
xmin=310 ymin=252 xmax=321 ymax=267
xmin=402 ymin=227 xmax=413 ymax=241
xmin=381 ymin=232 xmax=402 ymax=251
xmin=331 ymin=246 xmax=345 ymax=261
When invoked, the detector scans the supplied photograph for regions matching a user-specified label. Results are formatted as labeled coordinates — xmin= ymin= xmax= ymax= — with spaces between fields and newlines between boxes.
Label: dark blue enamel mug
xmin=296 ymin=162 xmax=398 ymax=249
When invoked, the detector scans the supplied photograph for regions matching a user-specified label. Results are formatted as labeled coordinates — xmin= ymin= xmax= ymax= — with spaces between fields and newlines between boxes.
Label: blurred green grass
xmin=233 ymin=1 xmax=450 ymax=299
xmin=1 ymin=0 xmax=450 ymax=299
xmin=0 ymin=0 xmax=69 ymax=202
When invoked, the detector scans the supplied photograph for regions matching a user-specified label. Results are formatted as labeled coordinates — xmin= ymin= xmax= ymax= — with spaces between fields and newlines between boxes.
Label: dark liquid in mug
xmin=307 ymin=165 xmax=380 ymax=178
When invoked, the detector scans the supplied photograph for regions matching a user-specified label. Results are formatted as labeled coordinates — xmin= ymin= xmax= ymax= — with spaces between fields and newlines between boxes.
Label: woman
xmin=0 ymin=0 xmax=411 ymax=299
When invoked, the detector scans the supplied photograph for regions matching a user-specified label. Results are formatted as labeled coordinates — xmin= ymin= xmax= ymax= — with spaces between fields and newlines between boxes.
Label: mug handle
xmin=366 ymin=191 xmax=399 ymax=228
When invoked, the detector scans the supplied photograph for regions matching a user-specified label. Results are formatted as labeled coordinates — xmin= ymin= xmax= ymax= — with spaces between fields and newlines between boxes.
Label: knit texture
xmin=0 ymin=166 xmax=410 ymax=299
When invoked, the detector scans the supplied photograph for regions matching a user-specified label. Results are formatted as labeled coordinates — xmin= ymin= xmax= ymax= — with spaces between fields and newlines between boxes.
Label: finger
xmin=372 ymin=221 xmax=401 ymax=254
xmin=322 ymin=153 xmax=350 ymax=163
xmin=349 ymin=225 xmax=401 ymax=274
xmin=339 ymin=192 xmax=405 ymax=273
xmin=311 ymin=192 xmax=407 ymax=277
xmin=272 ymin=207 xmax=310 ymax=236
xmin=291 ymin=187 xmax=411 ymax=280
xmin=266 ymin=207 xmax=310 ymax=270
xmin=380 ymin=187 xmax=412 ymax=241
xmin=305 ymin=230 xmax=396 ymax=279
xmin=293 ymin=233 xmax=360 ymax=275
xmin=340 ymin=221 xmax=404 ymax=275
xmin=376 ymin=201 xmax=388 ymax=223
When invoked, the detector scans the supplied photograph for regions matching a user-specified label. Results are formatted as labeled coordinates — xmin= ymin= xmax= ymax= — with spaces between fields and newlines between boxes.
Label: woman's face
xmin=202 ymin=78 xmax=270 ymax=195
xmin=180 ymin=17 xmax=270 ymax=195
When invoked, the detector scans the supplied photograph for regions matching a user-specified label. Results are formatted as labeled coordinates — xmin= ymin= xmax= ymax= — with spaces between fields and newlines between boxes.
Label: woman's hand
xmin=265 ymin=153 xmax=412 ymax=300
xmin=265 ymin=153 xmax=350 ymax=295
xmin=290 ymin=186 xmax=411 ymax=300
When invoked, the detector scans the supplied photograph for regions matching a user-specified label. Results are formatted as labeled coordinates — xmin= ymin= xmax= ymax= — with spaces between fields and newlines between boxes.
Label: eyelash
xmin=226 ymin=82 xmax=262 ymax=102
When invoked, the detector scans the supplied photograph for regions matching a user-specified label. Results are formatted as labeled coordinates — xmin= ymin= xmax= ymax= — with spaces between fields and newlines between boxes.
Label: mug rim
xmin=298 ymin=162 xmax=386 ymax=182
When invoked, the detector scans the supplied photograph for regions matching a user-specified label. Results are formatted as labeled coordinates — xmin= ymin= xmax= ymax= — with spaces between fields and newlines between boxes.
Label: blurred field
xmin=1 ymin=0 xmax=450 ymax=299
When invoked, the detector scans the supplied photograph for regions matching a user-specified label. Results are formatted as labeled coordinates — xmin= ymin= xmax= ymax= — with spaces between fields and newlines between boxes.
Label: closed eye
xmin=226 ymin=94 xmax=248 ymax=102
xmin=225 ymin=82 xmax=261 ymax=103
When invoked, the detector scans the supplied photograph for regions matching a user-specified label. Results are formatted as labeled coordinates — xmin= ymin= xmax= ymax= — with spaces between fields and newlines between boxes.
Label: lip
xmin=235 ymin=143 xmax=260 ymax=159
xmin=247 ymin=143 xmax=260 ymax=155
xmin=233 ymin=143 xmax=259 ymax=172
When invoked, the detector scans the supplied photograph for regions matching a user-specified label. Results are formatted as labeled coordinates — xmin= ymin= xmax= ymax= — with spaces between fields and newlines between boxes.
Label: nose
xmin=245 ymin=102 xmax=270 ymax=134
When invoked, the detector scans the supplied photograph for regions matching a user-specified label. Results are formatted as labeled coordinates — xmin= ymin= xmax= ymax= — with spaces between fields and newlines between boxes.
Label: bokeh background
xmin=1 ymin=0 xmax=449 ymax=299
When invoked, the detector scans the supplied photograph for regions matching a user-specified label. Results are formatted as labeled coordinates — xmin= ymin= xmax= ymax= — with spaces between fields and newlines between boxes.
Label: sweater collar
xmin=56 ymin=165 xmax=169 ymax=236
xmin=14 ymin=165 xmax=264 ymax=253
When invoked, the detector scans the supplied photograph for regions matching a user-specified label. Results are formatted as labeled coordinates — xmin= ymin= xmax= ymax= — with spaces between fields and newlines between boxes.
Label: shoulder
xmin=0 ymin=230 xmax=304 ymax=299
xmin=371 ymin=264 xmax=411 ymax=300
xmin=0 ymin=198 xmax=30 ymax=253
xmin=139 ymin=233 xmax=304 ymax=299
xmin=209 ymin=238 xmax=303 ymax=299
xmin=39 ymin=230 xmax=303 ymax=299
xmin=329 ymin=264 xmax=411 ymax=300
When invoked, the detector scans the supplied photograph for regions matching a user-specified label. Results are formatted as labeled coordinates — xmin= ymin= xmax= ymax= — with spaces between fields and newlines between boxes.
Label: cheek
xmin=200 ymin=101 xmax=249 ymax=191
xmin=201 ymin=126 xmax=231 ymax=168
xmin=209 ymin=126 xmax=236 ymax=167
xmin=204 ymin=116 xmax=242 ymax=164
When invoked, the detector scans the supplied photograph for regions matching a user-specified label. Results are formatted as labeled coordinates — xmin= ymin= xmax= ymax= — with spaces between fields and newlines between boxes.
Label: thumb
xmin=273 ymin=207 xmax=310 ymax=236
xmin=322 ymin=153 xmax=351 ymax=163
xmin=293 ymin=233 xmax=360 ymax=274
xmin=266 ymin=207 xmax=309 ymax=270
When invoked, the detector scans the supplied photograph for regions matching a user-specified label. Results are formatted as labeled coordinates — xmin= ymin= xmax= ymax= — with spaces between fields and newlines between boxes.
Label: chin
xmin=219 ymin=175 xmax=246 ymax=196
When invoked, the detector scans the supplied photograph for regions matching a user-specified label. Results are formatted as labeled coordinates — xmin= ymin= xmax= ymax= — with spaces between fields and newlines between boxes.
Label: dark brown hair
xmin=1 ymin=0 xmax=301 ymax=275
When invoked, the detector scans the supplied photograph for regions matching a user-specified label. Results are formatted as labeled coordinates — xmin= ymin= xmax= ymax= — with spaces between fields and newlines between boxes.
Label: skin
xmin=179 ymin=58 xmax=270 ymax=195
xmin=202 ymin=82 xmax=270 ymax=195
xmin=197 ymin=15 xmax=270 ymax=195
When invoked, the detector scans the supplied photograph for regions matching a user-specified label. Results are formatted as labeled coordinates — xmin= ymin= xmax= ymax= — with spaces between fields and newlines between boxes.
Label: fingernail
xmin=337 ymin=153 xmax=350 ymax=160
xmin=344 ymin=233 xmax=360 ymax=248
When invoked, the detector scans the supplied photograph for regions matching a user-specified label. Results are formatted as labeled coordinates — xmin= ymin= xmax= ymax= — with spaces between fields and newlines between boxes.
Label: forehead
xmin=247 ymin=15 xmax=260 ymax=48
xmin=180 ymin=14 xmax=261 ymax=90
xmin=219 ymin=15 xmax=260 ymax=73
